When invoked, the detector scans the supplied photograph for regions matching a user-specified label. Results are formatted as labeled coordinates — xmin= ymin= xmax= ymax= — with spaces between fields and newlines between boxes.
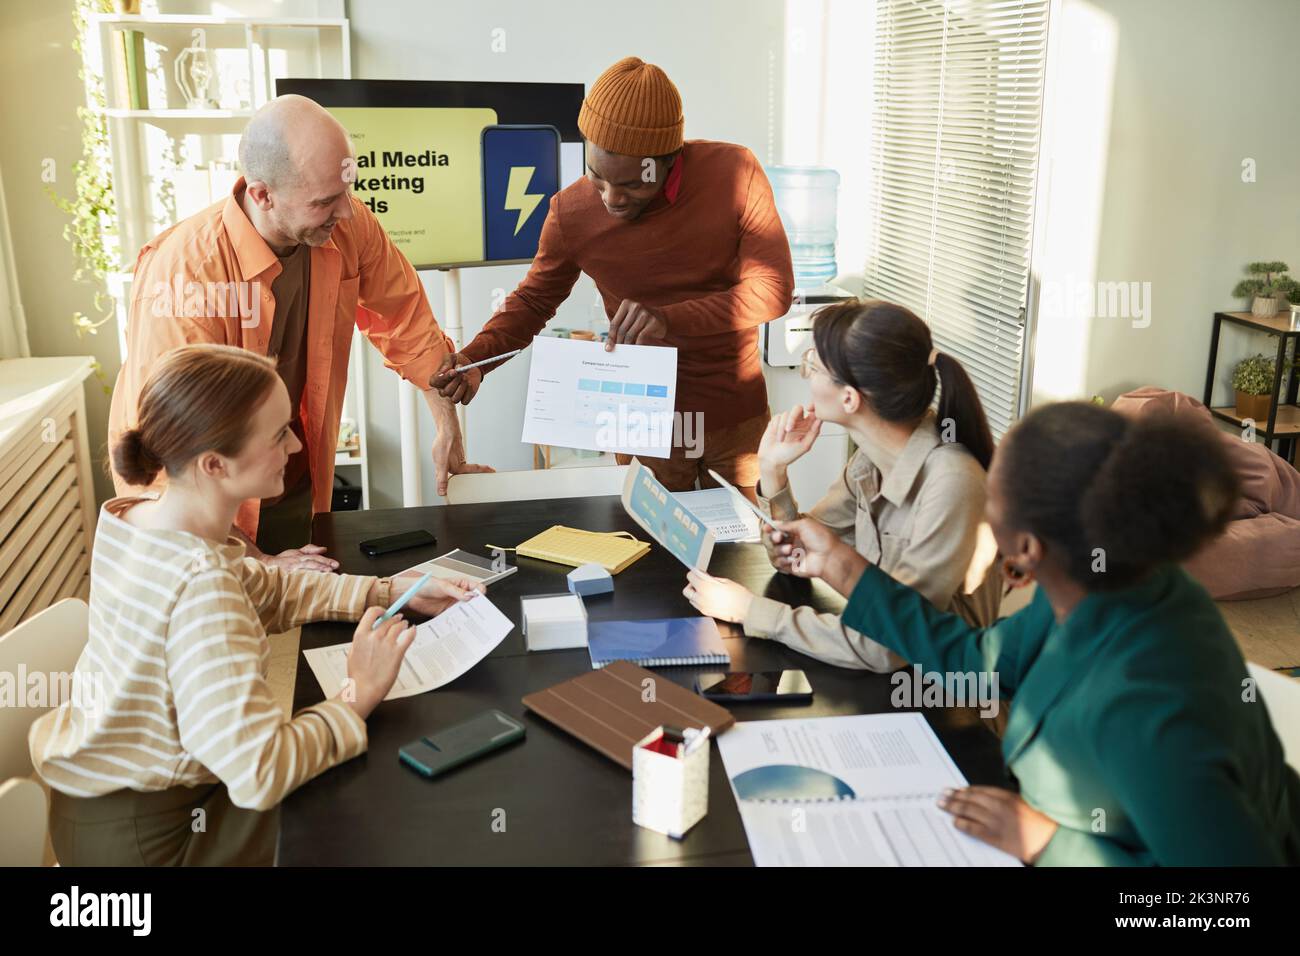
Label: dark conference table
xmin=279 ymin=495 xmax=1011 ymax=866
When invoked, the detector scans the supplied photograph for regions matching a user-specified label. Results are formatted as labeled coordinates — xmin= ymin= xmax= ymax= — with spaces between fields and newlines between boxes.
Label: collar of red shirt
xmin=639 ymin=151 xmax=684 ymax=217
xmin=663 ymin=150 xmax=684 ymax=204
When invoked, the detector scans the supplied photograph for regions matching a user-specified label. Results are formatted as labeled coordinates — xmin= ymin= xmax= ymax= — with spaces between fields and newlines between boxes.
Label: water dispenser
xmin=762 ymin=165 xmax=854 ymax=367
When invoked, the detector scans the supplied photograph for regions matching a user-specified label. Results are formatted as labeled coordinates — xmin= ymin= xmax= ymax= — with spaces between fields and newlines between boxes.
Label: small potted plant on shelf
xmin=1232 ymin=261 xmax=1299 ymax=318
xmin=1231 ymin=353 xmax=1277 ymax=421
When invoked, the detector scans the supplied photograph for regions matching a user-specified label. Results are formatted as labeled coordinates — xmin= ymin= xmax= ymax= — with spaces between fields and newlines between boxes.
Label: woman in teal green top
xmin=769 ymin=401 xmax=1300 ymax=865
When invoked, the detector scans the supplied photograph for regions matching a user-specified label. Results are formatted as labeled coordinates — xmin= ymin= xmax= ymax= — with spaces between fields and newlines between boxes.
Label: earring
xmin=1001 ymin=558 xmax=1033 ymax=588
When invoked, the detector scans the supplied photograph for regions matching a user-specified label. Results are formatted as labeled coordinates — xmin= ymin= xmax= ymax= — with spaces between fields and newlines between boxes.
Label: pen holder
xmin=631 ymin=726 xmax=709 ymax=839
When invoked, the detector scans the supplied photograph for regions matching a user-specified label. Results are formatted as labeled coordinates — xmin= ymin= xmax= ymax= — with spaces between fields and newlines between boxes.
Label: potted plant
xmin=1231 ymin=353 xmax=1277 ymax=421
xmin=44 ymin=0 xmax=118 ymax=355
xmin=1232 ymin=261 xmax=1300 ymax=318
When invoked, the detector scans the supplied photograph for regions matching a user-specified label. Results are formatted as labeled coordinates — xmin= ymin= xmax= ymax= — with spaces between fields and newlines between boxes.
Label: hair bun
xmin=111 ymin=428 xmax=163 ymax=487
xmin=1080 ymin=416 xmax=1238 ymax=579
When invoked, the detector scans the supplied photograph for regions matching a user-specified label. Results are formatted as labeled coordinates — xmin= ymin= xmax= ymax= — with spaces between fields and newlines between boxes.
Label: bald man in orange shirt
xmin=109 ymin=95 xmax=490 ymax=569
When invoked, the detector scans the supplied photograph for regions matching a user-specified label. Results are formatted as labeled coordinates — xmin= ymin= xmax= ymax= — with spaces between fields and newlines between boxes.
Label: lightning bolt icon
xmin=504 ymin=166 xmax=544 ymax=237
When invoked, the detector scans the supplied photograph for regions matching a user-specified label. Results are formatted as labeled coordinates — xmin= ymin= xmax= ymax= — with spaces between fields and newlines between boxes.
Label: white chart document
xmin=717 ymin=713 xmax=1021 ymax=867
xmin=303 ymin=594 xmax=513 ymax=701
xmin=673 ymin=488 xmax=761 ymax=543
xmin=520 ymin=336 xmax=678 ymax=458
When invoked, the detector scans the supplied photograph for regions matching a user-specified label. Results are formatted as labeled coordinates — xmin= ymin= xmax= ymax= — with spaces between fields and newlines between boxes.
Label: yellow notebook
xmin=514 ymin=525 xmax=650 ymax=574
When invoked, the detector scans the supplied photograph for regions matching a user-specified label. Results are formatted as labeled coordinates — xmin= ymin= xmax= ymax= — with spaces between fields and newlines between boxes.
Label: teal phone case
xmin=399 ymin=709 xmax=525 ymax=779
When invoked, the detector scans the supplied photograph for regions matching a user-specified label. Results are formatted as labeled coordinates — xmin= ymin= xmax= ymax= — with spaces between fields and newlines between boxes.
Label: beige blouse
xmin=746 ymin=413 xmax=1002 ymax=670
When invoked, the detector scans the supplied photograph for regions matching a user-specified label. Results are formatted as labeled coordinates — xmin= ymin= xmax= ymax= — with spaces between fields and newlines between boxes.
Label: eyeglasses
xmin=799 ymin=347 xmax=831 ymax=381
xmin=799 ymin=348 xmax=864 ymax=394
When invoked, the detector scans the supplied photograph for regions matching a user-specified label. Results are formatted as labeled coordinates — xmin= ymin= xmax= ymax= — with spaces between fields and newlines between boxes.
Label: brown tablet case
xmin=521 ymin=660 xmax=734 ymax=770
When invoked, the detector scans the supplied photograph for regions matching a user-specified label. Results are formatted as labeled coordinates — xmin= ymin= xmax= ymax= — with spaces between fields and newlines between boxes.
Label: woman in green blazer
xmin=769 ymin=401 xmax=1300 ymax=865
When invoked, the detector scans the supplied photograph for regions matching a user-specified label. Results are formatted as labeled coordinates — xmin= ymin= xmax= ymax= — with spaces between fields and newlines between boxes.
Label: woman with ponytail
xmin=770 ymin=401 xmax=1300 ymax=865
xmin=29 ymin=344 xmax=482 ymax=865
xmin=684 ymin=299 xmax=1001 ymax=672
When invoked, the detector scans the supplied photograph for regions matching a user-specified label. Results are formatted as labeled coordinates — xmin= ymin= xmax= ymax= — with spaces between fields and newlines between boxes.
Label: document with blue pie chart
xmin=717 ymin=714 xmax=1021 ymax=867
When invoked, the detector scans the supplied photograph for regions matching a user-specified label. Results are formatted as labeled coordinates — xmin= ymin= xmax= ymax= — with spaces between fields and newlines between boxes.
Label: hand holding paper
xmin=388 ymin=570 xmax=484 ymax=618
xmin=621 ymin=459 xmax=715 ymax=570
xmin=306 ymin=593 xmax=513 ymax=703
xmin=683 ymin=568 xmax=755 ymax=624
xmin=606 ymin=299 xmax=668 ymax=348
xmin=344 ymin=606 xmax=417 ymax=718
xmin=521 ymin=336 xmax=678 ymax=458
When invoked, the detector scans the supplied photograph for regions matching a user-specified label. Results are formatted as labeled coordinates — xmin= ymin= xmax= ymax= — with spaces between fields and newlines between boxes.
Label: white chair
xmin=1247 ymin=662 xmax=1300 ymax=772
xmin=446 ymin=465 xmax=629 ymax=505
xmin=0 ymin=779 xmax=47 ymax=866
xmin=0 ymin=598 xmax=89 ymax=866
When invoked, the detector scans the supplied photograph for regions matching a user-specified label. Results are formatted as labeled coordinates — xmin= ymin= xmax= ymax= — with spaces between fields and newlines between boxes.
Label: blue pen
xmin=373 ymin=572 xmax=432 ymax=629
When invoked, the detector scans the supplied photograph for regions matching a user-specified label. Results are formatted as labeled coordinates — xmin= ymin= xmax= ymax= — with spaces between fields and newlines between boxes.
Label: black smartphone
xmin=399 ymin=709 xmax=526 ymax=779
xmin=695 ymin=670 xmax=814 ymax=704
xmin=359 ymin=529 xmax=436 ymax=557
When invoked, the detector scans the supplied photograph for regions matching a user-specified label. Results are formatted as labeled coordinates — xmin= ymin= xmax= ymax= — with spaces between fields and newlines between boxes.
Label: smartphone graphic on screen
xmin=481 ymin=124 xmax=562 ymax=262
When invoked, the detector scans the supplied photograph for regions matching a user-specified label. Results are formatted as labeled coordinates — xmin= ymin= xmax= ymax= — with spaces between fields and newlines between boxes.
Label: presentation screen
xmin=275 ymin=78 xmax=586 ymax=270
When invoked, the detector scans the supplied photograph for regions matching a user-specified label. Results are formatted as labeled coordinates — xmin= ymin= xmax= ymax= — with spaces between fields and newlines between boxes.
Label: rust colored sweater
xmin=460 ymin=140 xmax=795 ymax=426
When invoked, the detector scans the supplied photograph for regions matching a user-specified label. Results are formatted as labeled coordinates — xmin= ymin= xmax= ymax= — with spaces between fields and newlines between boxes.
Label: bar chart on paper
xmin=521 ymin=336 xmax=678 ymax=458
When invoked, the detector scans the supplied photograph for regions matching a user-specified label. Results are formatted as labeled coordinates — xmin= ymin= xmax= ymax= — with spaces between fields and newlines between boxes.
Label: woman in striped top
xmin=29 ymin=344 xmax=480 ymax=865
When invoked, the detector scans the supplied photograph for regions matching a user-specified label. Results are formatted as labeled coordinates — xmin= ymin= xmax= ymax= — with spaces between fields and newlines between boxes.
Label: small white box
xmin=521 ymin=593 xmax=588 ymax=651
xmin=632 ymin=727 xmax=709 ymax=839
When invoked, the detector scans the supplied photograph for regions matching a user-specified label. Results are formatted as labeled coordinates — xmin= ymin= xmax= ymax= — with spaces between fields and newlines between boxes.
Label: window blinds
xmin=864 ymin=0 xmax=1051 ymax=435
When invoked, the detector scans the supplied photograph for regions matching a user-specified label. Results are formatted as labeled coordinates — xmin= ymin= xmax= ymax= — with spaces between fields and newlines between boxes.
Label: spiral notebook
xmin=717 ymin=713 xmax=1021 ymax=867
xmin=587 ymin=616 xmax=730 ymax=669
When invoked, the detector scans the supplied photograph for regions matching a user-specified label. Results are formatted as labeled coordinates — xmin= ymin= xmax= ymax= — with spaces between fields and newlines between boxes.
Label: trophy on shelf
xmin=174 ymin=30 xmax=218 ymax=110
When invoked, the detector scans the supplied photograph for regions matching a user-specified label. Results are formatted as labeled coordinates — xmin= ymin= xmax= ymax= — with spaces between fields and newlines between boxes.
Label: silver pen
xmin=448 ymin=348 xmax=524 ymax=373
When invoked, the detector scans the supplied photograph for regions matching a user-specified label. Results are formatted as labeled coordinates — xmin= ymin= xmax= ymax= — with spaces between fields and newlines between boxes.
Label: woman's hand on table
xmin=683 ymin=569 xmax=755 ymax=624
xmin=261 ymin=543 xmax=338 ymax=573
xmin=937 ymin=786 xmax=1058 ymax=864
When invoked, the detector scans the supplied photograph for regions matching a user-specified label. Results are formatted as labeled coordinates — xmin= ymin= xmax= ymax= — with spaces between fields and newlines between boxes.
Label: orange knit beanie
xmin=578 ymin=56 xmax=684 ymax=157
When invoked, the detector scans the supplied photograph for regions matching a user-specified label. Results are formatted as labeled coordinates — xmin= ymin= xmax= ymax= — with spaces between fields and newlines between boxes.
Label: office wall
xmin=1031 ymin=0 xmax=1300 ymax=409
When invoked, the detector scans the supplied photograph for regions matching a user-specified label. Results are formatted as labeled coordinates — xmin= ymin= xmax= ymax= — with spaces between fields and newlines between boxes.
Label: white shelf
xmin=102 ymin=108 xmax=254 ymax=119
xmin=90 ymin=14 xmax=349 ymax=28
xmin=335 ymin=452 xmax=365 ymax=467
xmin=90 ymin=12 xmax=350 ymax=273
